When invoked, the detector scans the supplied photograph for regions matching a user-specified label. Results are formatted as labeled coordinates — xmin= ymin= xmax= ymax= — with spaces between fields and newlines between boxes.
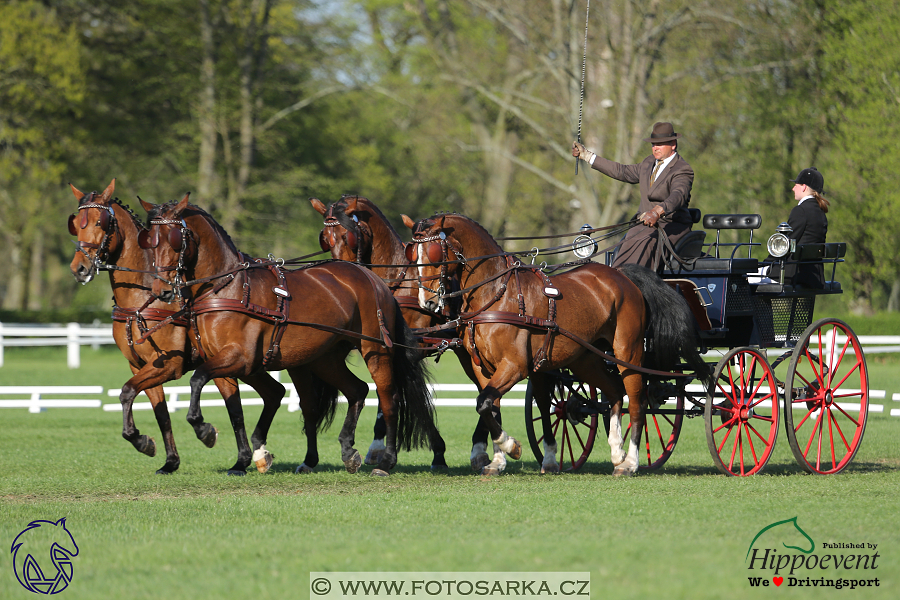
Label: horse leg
xmin=529 ymin=373 xmax=559 ymax=474
xmin=613 ymin=368 xmax=646 ymax=477
xmin=365 ymin=410 xmax=387 ymax=465
xmin=241 ymin=371 xmax=286 ymax=474
xmin=185 ymin=345 xmax=251 ymax=453
xmin=285 ymin=367 xmax=323 ymax=474
xmin=473 ymin=361 xmax=525 ymax=476
xmin=567 ymin=357 xmax=630 ymax=470
xmin=209 ymin=377 xmax=251 ymax=476
xmin=309 ymin=358 xmax=369 ymax=474
xmin=456 ymin=349 xmax=492 ymax=471
xmin=119 ymin=363 xmax=182 ymax=473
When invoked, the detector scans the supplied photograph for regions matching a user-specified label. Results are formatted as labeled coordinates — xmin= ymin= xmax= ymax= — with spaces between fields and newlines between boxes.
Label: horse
xmin=311 ymin=195 xmax=496 ymax=471
xmin=406 ymin=212 xmax=710 ymax=475
xmin=68 ymin=180 xmax=284 ymax=475
xmin=141 ymin=194 xmax=439 ymax=475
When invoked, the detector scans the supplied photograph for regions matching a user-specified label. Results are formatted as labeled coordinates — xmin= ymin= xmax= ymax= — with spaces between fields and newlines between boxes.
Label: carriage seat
xmin=753 ymin=242 xmax=846 ymax=295
xmin=666 ymin=257 xmax=759 ymax=275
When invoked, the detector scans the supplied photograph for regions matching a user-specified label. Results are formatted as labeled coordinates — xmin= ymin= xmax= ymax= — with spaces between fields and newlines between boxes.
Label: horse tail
xmin=617 ymin=263 xmax=711 ymax=388
xmin=392 ymin=310 xmax=439 ymax=451
xmin=309 ymin=373 xmax=339 ymax=434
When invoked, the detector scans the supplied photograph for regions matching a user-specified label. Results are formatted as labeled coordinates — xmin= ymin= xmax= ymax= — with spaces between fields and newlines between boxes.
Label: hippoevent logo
xmin=10 ymin=518 xmax=79 ymax=594
xmin=745 ymin=516 xmax=880 ymax=590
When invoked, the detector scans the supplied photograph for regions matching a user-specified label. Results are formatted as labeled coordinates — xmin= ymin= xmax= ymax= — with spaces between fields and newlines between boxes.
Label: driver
xmin=572 ymin=122 xmax=694 ymax=272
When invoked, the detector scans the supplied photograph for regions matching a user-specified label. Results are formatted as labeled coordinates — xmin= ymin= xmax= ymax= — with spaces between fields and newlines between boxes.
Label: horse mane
xmin=417 ymin=211 xmax=502 ymax=251
xmin=148 ymin=201 xmax=239 ymax=254
xmin=112 ymin=198 xmax=147 ymax=231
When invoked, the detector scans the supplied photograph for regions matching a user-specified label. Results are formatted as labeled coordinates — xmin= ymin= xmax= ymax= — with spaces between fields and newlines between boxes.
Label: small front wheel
xmin=705 ymin=347 xmax=779 ymax=476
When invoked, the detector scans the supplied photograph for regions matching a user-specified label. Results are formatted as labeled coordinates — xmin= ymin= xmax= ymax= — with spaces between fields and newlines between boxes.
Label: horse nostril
xmin=425 ymin=299 xmax=438 ymax=312
xmin=158 ymin=290 xmax=175 ymax=304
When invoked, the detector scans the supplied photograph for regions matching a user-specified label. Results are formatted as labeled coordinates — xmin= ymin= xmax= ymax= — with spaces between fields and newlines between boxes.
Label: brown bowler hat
xmin=644 ymin=122 xmax=682 ymax=143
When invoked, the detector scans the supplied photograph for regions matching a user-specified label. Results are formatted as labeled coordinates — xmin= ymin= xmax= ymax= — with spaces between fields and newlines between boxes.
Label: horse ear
xmin=138 ymin=196 xmax=155 ymax=214
xmin=344 ymin=196 xmax=359 ymax=213
xmin=99 ymin=179 xmax=116 ymax=203
xmin=175 ymin=192 xmax=190 ymax=215
xmin=310 ymin=198 xmax=326 ymax=215
xmin=70 ymin=183 xmax=85 ymax=201
xmin=401 ymin=214 xmax=416 ymax=230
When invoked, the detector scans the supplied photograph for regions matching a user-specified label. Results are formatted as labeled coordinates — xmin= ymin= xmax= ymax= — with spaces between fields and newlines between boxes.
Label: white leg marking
xmin=608 ymin=413 xmax=626 ymax=465
xmin=252 ymin=445 xmax=269 ymax=463
xmin=470 ymin=441 xmax=488 ymax=461
xmin=541 ymin=440 xmax=559 ymax=474
xmin=616 ymin=426 xmax=641 ymax=475
xmin=365 ymin=439 xmax=386 ymax=465
xmin=493 ymin=431 xmax=518 ymax=455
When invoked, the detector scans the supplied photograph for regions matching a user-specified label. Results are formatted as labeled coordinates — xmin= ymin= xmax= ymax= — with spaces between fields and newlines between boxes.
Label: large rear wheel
xmin=783 ymin=318 xmax=868 ymax=474
xmin=705 ymin=347 xmax=779 ymax=476
xmin=525 ymin=370 xmax=598 ymax=472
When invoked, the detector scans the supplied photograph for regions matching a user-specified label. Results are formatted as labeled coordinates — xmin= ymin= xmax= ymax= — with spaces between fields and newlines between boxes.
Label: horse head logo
xmin=746 ymin=516 xmax=814 ymax=561
xmin=11 ymin=518 xmax=79 ymax=594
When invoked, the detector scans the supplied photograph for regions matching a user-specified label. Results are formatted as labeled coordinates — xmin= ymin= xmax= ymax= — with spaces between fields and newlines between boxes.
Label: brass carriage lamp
xmin=766 ymin=222 xmax=795 ymax=285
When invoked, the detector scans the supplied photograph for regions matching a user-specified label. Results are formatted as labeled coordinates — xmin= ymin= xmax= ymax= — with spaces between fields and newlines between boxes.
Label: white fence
xmin=2 ymin=322 xmax=900 ymax=371
xmin=0 ymin=322 xmax=115 ymax=368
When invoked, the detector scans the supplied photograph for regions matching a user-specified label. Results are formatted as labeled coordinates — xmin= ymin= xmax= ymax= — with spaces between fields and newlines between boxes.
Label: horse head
xmin=311 ymin=195 xmax=375 ymax=263
xmin=404 ymin=213 xmax=467 ymax=314
xmin=68 ymin=179 xmax=117 ymax=284
xmin=139 ymin=193 xmax=198 ymax=303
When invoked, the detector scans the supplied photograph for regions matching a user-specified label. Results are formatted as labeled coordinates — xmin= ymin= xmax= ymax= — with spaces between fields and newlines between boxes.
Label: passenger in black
xmin=763 ymin=167 xmax=830 ymax=288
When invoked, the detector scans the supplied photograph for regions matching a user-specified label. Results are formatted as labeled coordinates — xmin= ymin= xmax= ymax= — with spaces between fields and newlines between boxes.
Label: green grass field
xmin=2 ymin=346 xmax=899 ymax=599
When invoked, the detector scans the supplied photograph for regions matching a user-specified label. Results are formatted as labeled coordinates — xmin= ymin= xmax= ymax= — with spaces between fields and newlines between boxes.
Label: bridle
xmin=319 ymin=203 xmax=364 ymax=264
xmin=68 ymin=192 xmax=118 ymax=278
xmin=406 ymin=230 xmax=467 ymax=313
xmin=140 ymin=216 xmax=192 ymax=302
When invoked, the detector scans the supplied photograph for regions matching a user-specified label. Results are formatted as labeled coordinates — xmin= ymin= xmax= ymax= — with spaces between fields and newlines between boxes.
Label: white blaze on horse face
xmin=415 ymin=245 xmax=431 ymax=310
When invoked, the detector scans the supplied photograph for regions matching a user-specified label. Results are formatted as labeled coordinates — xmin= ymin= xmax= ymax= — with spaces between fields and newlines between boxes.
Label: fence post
xmin=67 ymin=322 xmax=81 ymax=369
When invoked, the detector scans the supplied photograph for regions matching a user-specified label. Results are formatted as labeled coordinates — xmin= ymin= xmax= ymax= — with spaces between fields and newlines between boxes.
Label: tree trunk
xmin=197 ymin=0 xmax=219 ymax=206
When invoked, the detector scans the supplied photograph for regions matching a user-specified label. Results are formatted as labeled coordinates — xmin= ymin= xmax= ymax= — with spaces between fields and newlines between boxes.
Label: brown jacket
xmin=590 ymin=152 xmax=694 ymax=225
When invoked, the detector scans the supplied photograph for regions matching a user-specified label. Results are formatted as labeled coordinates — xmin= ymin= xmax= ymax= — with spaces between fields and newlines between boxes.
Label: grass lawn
xmin=2 ymin=346 xmax=899 ymax=599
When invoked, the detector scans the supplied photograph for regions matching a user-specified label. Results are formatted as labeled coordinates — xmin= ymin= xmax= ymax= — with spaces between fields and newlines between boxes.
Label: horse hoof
xmin=155 ymin=468 xmax=174 ymax=475
xmin=481 ymin=464 xmax=504 ymax=476
xmin=508 ymin=439 xmax=523 ymax=460
xmin=295 ymin=463 xmax=314 ymax=474
xmin=431 ymin=462 xmax=449 ymax=472
xmin=200 ymin=424 xmax=218 ymax=448
xmin=471 ymin=453 xmax=491 ymax=472
xmin=344 ymin=450 xmax=363 ymax=474
xmin=136 ymin=435 xmax=156 ymax=457
xmin=254 ymin=451 xmax=274 ymax=474
xmin=613 ymin=466 xmax=636 ymax=477
xmin=365 ymin=448 xmax=385 ymax=465
xmin=227 ymin=469 xmax=247 ymax=476
xmin=541 ymin=464 xmax=560 ymax=475
xmin=371 ymin=469 xmax=390 ymax=477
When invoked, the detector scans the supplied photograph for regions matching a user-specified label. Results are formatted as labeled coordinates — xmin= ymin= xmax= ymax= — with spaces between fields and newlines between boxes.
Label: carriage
xmin=523 ymin=210 xmax=868 ymax=476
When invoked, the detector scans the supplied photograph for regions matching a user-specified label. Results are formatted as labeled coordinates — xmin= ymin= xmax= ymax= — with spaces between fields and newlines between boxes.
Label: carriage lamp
xmin=572 ymin=224 xmax=598 ymax=259
xmin=766 ymin=222 xmax=795 ymax=258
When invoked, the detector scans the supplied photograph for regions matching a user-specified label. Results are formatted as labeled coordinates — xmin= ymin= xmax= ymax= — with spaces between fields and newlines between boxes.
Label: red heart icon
xmin=773 ymin=577 xmax=783 ymax=586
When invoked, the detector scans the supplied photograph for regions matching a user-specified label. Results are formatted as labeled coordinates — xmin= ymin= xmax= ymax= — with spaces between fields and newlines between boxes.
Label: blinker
xmin=345 ymin=230 xmax=357 ymax=249
xmin=426 ymin=241 xmax=443 ymax=263
xmin=405 ymin=243 xmax=416 ymax=262
xmin=319 ymin=230 xmax=331 ymax=252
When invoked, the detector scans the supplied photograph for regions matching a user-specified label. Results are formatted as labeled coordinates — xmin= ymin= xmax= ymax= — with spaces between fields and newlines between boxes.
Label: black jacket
xmin=767 ymin=199 xmax=828 ymax=288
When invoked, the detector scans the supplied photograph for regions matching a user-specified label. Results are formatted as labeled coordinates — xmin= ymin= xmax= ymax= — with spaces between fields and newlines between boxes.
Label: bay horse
xmin=68 ymin=180 xmax=284 ymax=474
xmin=407 ymin=212 xmax=710 ymax=475
xmin=141 ymin=194 xmax=438 ymax=475
xmin=311 ymin=195 xmax=497 ymax=471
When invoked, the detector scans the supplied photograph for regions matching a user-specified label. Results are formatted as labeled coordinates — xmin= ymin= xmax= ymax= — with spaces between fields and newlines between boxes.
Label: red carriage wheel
xmin=602 ymin=381 xmax=685 ymax=470
xmin=525 ymin=370 xmax=598 ymax=472
xmin=705 ymin=347 xmax=779 ymax=476
xmin=783 ymin=319 xmax=868 ymax=474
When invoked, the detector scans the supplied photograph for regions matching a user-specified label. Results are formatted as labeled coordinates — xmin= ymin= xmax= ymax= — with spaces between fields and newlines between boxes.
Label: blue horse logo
xmin=11 ymin=518 xmax=79 ymax=594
